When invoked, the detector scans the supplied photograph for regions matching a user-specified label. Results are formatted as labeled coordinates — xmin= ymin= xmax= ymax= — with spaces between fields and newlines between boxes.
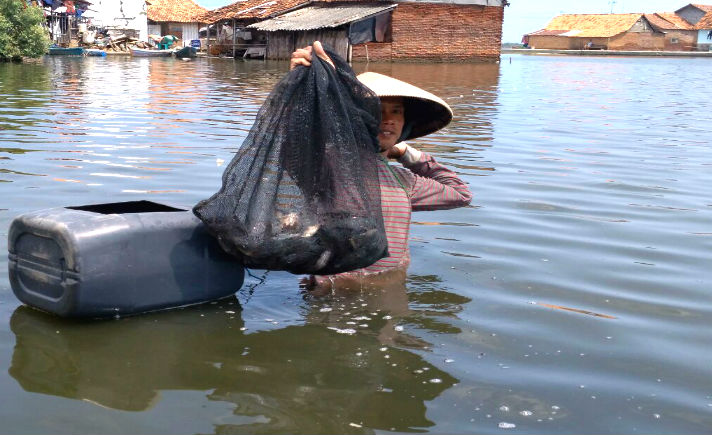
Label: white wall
xmin=148 ymin=24 xmax=161 ymax=36
xmin=699 ymin=29 xmax=712 ymax=46
xmin=181 ymin=24 xmax=200 ymax=46
xmin=84 ymin=0 xmax=149 ymax=41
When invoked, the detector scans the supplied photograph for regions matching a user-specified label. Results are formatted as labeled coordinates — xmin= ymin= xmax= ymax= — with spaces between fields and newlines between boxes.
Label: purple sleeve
xmin=395 ymin=151 xmax=472 ymax=211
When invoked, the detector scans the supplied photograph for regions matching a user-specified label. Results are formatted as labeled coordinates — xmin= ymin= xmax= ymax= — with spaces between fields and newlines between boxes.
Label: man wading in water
xmin=291 ymin=42 xmax=472 ymax=295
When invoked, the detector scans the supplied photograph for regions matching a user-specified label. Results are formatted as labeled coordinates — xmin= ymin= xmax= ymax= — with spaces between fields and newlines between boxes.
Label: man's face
xmin=378 ymin=97 xmax=405 ymax=151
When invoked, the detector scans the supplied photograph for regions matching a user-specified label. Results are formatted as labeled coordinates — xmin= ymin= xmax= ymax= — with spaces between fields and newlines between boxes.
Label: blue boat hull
xmin=48 ymin=47 xmax=84 ymax=56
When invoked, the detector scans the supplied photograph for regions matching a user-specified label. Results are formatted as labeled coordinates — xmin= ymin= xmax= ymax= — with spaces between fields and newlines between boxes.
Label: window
xmin=671 ymin=37 xmax=679 ymax=44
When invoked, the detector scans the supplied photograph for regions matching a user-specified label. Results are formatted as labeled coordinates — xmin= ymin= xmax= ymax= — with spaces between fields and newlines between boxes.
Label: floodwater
xmin=1 ymin=54 xmax=711 ymax=434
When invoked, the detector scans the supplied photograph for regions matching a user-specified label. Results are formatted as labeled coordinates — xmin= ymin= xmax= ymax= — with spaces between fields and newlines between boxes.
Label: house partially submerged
xmin=348 ymin=0 xmax=506 ymax=61
xmin=248 ymin=2 xmax=397 ymax=60
xmin=83 ymin=0 xmax=149 ymax=41
xmin=33 ymin=0 xmax=93 ymax=45
xmin=201 ymin=0 xmax=506 ymax=61
xmin=523 ymin=14 xmax=664 ymax=51
xmin=147 ymin=0 xmax=207 ymax=47
xmin=34 ymin=0 xmax=149 ymax=46
xmin=524 ymin=3 xmax=712 ymax=52
xmin=198 ymin=0 xmax=307 ymax=57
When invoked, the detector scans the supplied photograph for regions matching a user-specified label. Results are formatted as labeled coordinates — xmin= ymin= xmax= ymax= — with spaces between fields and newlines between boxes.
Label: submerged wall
xmin=351 ymin=3 xmax=503 ymax=61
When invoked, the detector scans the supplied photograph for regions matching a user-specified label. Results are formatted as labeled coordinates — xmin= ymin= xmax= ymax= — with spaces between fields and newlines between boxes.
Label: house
xmin=347 ymin=0 xmax=506 ymax=61
xmin=201 ymin=0 xmax=506 ymax=61
xmin=34 ymin=0 xmax=149 ymax=45
xmin=198 ymin=0 xmax=307 ymax=57
xmin=675 ymin=4 xmax=712 ymax=50
xmin=523 ymin=14 xmax=665 ymax=51
xmin=83 ymin=0 xmax=149 ymax=41
xmin=524 ymin=4 xmax=712 ymax=52
xmin=147 ymin=0 xmax=208 ymax=47
xmin=248 ymin=2 xmax=397 ymax=60
xmin=644 ymin=12 xmax=697 ymax=50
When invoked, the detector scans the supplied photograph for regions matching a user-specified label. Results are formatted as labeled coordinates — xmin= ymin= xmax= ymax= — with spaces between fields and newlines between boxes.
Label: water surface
xmin=0 ymin=54 xmax=711 ymax=434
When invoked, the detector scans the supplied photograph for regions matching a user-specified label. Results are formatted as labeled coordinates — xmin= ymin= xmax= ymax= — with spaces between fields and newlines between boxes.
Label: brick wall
xmin=609 ymin=32 xmax=665 ymax=50
xmin=529 ymin=36 xmax=609 ymax=50
xmin=660 ymin=30 xmax=697 ymax=51
xmin=351 ymin=3 xmax=503 ymax=62
xmin=529 ymin=36 xmax=574 ymax=50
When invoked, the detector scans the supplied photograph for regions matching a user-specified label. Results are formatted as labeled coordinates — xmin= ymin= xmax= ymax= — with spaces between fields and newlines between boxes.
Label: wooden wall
xmin=266 ymin=28 xmax=350 ymax=60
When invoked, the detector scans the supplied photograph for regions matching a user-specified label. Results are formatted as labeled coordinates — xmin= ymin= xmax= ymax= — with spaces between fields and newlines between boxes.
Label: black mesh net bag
xmin=193 ymin=46 xmax=388 ymax=275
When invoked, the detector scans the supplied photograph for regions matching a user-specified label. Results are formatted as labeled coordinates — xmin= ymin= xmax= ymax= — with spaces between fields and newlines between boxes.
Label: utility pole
xmin=608 ymin=0 xmax=617 ymax=13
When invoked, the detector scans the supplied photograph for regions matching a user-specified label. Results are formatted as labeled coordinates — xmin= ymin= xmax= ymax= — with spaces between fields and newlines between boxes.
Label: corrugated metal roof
xmin=543 ymin=13 xmax=644 ymax=38
xmin=247 ymin=3 xmax=397 ymax=31
xmin=147 ymin=0 xmax=207 ymax=23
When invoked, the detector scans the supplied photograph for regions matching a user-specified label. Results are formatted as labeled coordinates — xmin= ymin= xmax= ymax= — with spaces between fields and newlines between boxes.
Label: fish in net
xmin=193 ymin=46 xmax=388 ymax=275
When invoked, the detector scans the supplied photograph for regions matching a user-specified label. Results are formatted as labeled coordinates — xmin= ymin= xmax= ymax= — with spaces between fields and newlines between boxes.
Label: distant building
xmin=675 ymin=3 xmax=712 ymax=50
xmin=197 ymin=0 xmax=306 ymax=57
xmin=523 ymin=3 xmax=712 ymax=52
xmin=523 ymin=14 xmax=662 ymax=51
xmin=644 ymin=12 xmax=696 ymax=50
xmin=147 ymin=0 xmax=207 ymax=47
xmin=200 ymin=0 xmax=507 ymax=61
xmin=84 ymin=0 xmax=149 ymax=41
xmin=37 ymin=0 xmax=148 ymax=45
xmin=247 ymin=2 xmax=398 ymax=61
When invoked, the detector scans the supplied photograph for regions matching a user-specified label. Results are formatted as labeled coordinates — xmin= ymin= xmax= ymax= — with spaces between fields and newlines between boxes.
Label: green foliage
xmin=0 ymin=0 xmax=50 ymax=61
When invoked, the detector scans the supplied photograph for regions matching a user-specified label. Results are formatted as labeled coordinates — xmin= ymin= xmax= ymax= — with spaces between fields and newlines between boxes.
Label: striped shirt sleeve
xmin=392 ymin=146 xmax=472 ymax=211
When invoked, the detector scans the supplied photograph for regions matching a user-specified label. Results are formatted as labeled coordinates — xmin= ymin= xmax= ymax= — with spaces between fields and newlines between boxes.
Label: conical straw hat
xmin=357 ymin=72 xmax=453 ymax=141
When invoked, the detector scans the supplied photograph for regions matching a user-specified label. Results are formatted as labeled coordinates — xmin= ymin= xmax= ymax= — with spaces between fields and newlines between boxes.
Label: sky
xmin=197 ymin=1 xmax=697 ymax=43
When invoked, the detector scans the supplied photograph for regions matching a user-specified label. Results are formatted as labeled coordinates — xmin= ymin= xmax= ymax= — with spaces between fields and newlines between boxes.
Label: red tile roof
xmin=525 ymin=29 xmax=568 ymax=37
xmin=697 ymin=13 xmax=712 ymax=27
xmin=644 ymin=12 xmax=695 ymax=30
xmin=543 ymin=13 xmax=644 ymax=38
xmin=199 ymin=0 xmax=309 ymax=23
xmin=690 ymin=4 xmax=712 ymax=12
xmin=147 ymin=0 xmax=208 ymax=23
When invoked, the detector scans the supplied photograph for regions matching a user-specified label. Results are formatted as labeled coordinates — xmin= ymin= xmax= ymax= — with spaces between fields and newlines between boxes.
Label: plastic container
xmin=7 ymin=200 xmax=244 ymax=318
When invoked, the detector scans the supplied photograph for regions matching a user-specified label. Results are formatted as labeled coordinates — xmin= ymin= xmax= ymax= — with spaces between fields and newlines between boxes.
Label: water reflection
xmin=10 ymin=295 xmax=459 ymax=432
xmin=356 ymin=62 xmax=500 ymax=176
xmin=0 ymin=62 xmax=50 ymax=130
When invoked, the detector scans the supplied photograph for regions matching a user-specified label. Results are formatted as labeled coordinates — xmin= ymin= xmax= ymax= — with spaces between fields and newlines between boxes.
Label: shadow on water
xmin=9 ymin=283 xmax=464 ymax=433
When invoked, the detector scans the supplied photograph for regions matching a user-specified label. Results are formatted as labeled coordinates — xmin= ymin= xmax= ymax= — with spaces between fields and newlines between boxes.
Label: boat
xmin=48 ymin=46 xmax=85 ymax=56
xmin=174 ymin=46 xmax=197 ymax=59
xmin=130 ymin=47 xmax=173 ymax=57
xmin=84 ymin=49 xmax=107 ymax=57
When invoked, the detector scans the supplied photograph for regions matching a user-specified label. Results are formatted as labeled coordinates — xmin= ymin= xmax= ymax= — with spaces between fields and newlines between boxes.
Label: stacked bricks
xmin=352 ymin=3 xmax=503 ymax=62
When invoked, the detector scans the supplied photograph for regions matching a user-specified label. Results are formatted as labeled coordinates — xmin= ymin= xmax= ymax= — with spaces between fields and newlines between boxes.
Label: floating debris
xmin=532 ymin=302 xmax=616 ymax=319
xmin=498 ymin=422 xmax=516 ymax=429
xmin=327 ymin=327 xmax=356 ymax=335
